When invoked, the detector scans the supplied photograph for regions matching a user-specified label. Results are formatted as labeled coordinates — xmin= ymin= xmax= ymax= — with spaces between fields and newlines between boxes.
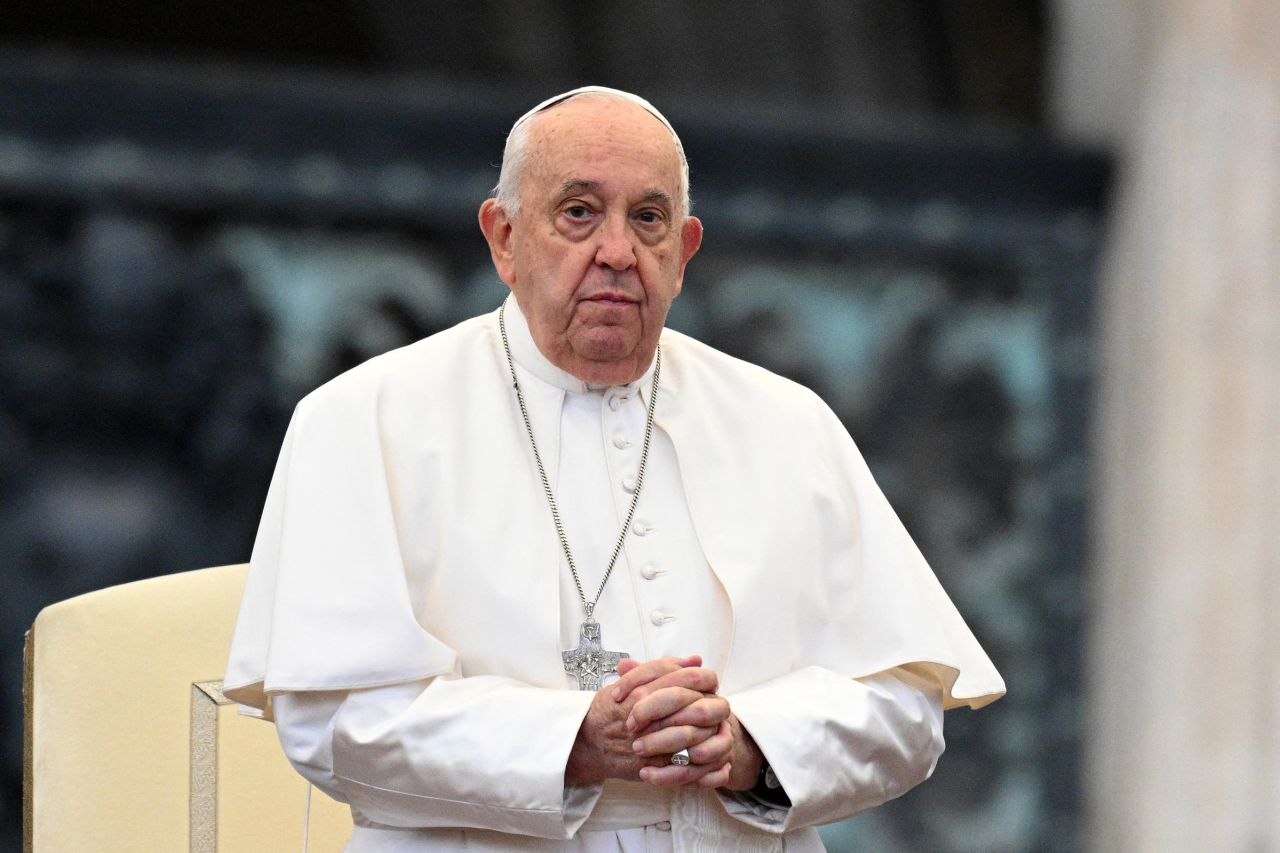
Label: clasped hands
xmin=565 ymin=655 xmax=761 ymax=791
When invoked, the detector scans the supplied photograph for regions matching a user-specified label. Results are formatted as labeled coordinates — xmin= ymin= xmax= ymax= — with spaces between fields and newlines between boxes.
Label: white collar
xmin=500 ymin=296 xmax=658 ymax=399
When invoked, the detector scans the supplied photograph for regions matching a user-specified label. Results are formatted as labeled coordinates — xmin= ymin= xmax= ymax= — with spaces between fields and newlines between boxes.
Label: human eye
xmin=632 ymin=208 xmax=671 ymax=243
xmin=554 ymin=199 xmax=599 ymax=237
xmin=633 ymin=208 xmax=669 ymax=228
xmin=559 ymin=201 xmax=595 ymax=222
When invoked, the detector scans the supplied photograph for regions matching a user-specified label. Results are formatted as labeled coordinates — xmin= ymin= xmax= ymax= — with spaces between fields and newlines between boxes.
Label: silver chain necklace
xmin=498 ymin=299 xmax=661 ymax=690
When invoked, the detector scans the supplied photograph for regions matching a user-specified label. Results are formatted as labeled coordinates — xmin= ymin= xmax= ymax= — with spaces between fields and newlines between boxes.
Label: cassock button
xmin=608 ymin=394 xmax=628 ymax=411
xmin=655 ymin=821 xmax=672 ymax=832
xmin=650 ymin=610 xmax=674 ymax=626
xmin=640 ymin=564 xmax=663 ymax=580
xmin=613 ymin=435 xmax=632 ymax=449
xmin=622 ymin=475 xmax=637 ymax=493
xmin=632 ymin=521 xmax=654 ymax=536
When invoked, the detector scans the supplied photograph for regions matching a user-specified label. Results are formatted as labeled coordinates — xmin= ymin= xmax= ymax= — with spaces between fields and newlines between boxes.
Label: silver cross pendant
xmin=562 ymin=619 xmax=628 ymax=691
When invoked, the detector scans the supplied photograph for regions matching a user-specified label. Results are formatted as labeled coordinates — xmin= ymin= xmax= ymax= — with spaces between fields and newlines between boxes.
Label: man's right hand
xmin=564 ymin=655 xmax=729 ymax=787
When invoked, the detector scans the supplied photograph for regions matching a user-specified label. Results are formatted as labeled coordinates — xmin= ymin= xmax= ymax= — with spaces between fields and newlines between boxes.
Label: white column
xmin=1089 ymin=1 xmax=1280 ymax=850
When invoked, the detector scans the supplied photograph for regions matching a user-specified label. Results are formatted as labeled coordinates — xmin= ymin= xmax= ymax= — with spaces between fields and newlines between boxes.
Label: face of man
xmin=479 ymin=96 xmax=703 ymax=385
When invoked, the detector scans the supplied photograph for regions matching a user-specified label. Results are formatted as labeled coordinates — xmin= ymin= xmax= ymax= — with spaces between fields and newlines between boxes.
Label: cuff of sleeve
xmin=562 ymin=782 xmax=606 ymax=837
xmin=559 ymin=695 xmax=606 ymax=838
xmin=724 ymin=666 xmax=945 ymax=832
xmin=715 ymin=790 xmax=791 ymax=831
xmin=334 ymin=679 xmax=600 ymax=839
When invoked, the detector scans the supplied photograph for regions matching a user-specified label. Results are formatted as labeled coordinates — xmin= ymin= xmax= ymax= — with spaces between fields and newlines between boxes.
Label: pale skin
xmin=479 ymin=96 xmax=701 ymax=387
xmin=478 ymin=95 xmax=764 ymax=791
xmin=564 ymin=655 xmax=763 ymax=791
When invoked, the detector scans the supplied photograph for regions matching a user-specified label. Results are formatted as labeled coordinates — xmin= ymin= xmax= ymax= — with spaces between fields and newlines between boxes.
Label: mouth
xmin=582 ymin=291 xmax=639 ymax=307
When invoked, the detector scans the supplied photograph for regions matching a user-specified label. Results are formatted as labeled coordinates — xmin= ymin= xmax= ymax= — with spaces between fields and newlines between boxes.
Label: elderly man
xmin=225 ymin=86 xmax=1004 ymax=852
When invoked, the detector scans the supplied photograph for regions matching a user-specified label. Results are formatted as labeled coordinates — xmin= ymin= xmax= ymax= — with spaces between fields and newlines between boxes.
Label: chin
xmin=573 ymin=327 xmax=643 ymax=362
xmin=572 ymin=340 xmax=656 ymax=385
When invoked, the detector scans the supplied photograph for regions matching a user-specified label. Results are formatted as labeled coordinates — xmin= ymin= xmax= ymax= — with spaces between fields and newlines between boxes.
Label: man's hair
xmin=492 ymin=89 xmax=692 ymax=219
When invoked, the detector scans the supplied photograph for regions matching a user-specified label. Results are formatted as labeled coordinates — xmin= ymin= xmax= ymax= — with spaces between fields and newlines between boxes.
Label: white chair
xmin=23 ymin=564 xmax=353 ymax=852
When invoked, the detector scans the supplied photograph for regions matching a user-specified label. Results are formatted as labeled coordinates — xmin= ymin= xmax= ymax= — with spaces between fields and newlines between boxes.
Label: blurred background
xmin=2 ymin=2 xmax=1276 ymax=852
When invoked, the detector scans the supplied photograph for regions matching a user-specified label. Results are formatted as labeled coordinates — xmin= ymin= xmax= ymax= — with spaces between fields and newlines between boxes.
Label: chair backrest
xmin=23 ymin=564 xmax=353 ymax=852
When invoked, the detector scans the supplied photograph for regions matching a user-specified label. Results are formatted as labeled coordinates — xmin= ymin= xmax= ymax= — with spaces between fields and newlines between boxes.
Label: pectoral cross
xmin=562 ymin=619 xmax=628 ymax=691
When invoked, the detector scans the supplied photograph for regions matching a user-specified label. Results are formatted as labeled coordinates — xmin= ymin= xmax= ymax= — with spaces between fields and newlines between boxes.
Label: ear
xmin=478 ymin=198 xmax=517 ymax=286
xmin=672 ymin=215 xmax=703 ymax=296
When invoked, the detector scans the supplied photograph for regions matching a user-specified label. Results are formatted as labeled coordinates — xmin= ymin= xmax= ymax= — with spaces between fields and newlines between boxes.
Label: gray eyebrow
xmin=558 ymin=180 xmax=601 ymax=196
xmin=556 ymin=182 xmax=675 ymax=210
xmin=639 ymin=190 xmax=675 ymax=209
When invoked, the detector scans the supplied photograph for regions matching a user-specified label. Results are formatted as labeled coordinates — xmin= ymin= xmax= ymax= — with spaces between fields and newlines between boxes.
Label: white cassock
xmin=224 ymin=298 xmax=1005 ymax=852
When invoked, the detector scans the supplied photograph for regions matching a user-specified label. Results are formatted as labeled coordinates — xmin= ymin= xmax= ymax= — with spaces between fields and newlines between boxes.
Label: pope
xmin=225 ymin=86 xmax=1005 ymax=852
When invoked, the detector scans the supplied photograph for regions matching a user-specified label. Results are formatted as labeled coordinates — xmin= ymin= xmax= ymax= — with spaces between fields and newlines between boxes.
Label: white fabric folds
xmin=224 ymin=306 xmax=1005 ymax=715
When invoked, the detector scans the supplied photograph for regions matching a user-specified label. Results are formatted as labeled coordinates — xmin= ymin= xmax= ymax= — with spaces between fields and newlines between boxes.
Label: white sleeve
xmin=719 ymin=667 xmax=945 ymax=832
xmin=272 ymin=675 xmax=603 ymax=840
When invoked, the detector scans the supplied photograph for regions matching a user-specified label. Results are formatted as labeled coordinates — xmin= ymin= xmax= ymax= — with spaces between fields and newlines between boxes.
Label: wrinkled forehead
xmin=510 ymin=85 xmax=687 ymax=165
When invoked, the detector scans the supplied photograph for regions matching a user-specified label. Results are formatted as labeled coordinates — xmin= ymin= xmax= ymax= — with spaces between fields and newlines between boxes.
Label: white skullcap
xmin=508 ymin=85 xmax=686 ymax=164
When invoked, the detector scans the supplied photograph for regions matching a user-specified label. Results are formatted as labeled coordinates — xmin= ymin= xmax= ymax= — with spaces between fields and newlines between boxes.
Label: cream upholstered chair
xmin=23 ymin=564 xmax=352 ymax=852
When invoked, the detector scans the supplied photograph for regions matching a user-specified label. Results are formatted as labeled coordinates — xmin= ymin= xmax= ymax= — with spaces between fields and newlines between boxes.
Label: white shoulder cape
xmin=225 ymin=308 xmax=1004 ymax=715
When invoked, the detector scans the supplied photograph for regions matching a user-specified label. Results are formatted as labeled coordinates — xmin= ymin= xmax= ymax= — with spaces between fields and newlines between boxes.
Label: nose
xmin=594 ymin=213 xmax=637 ymax=272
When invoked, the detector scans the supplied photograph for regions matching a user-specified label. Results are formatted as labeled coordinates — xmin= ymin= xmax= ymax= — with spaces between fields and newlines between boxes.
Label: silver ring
xmin=670 ymin=748 xmax=691 ymax=766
